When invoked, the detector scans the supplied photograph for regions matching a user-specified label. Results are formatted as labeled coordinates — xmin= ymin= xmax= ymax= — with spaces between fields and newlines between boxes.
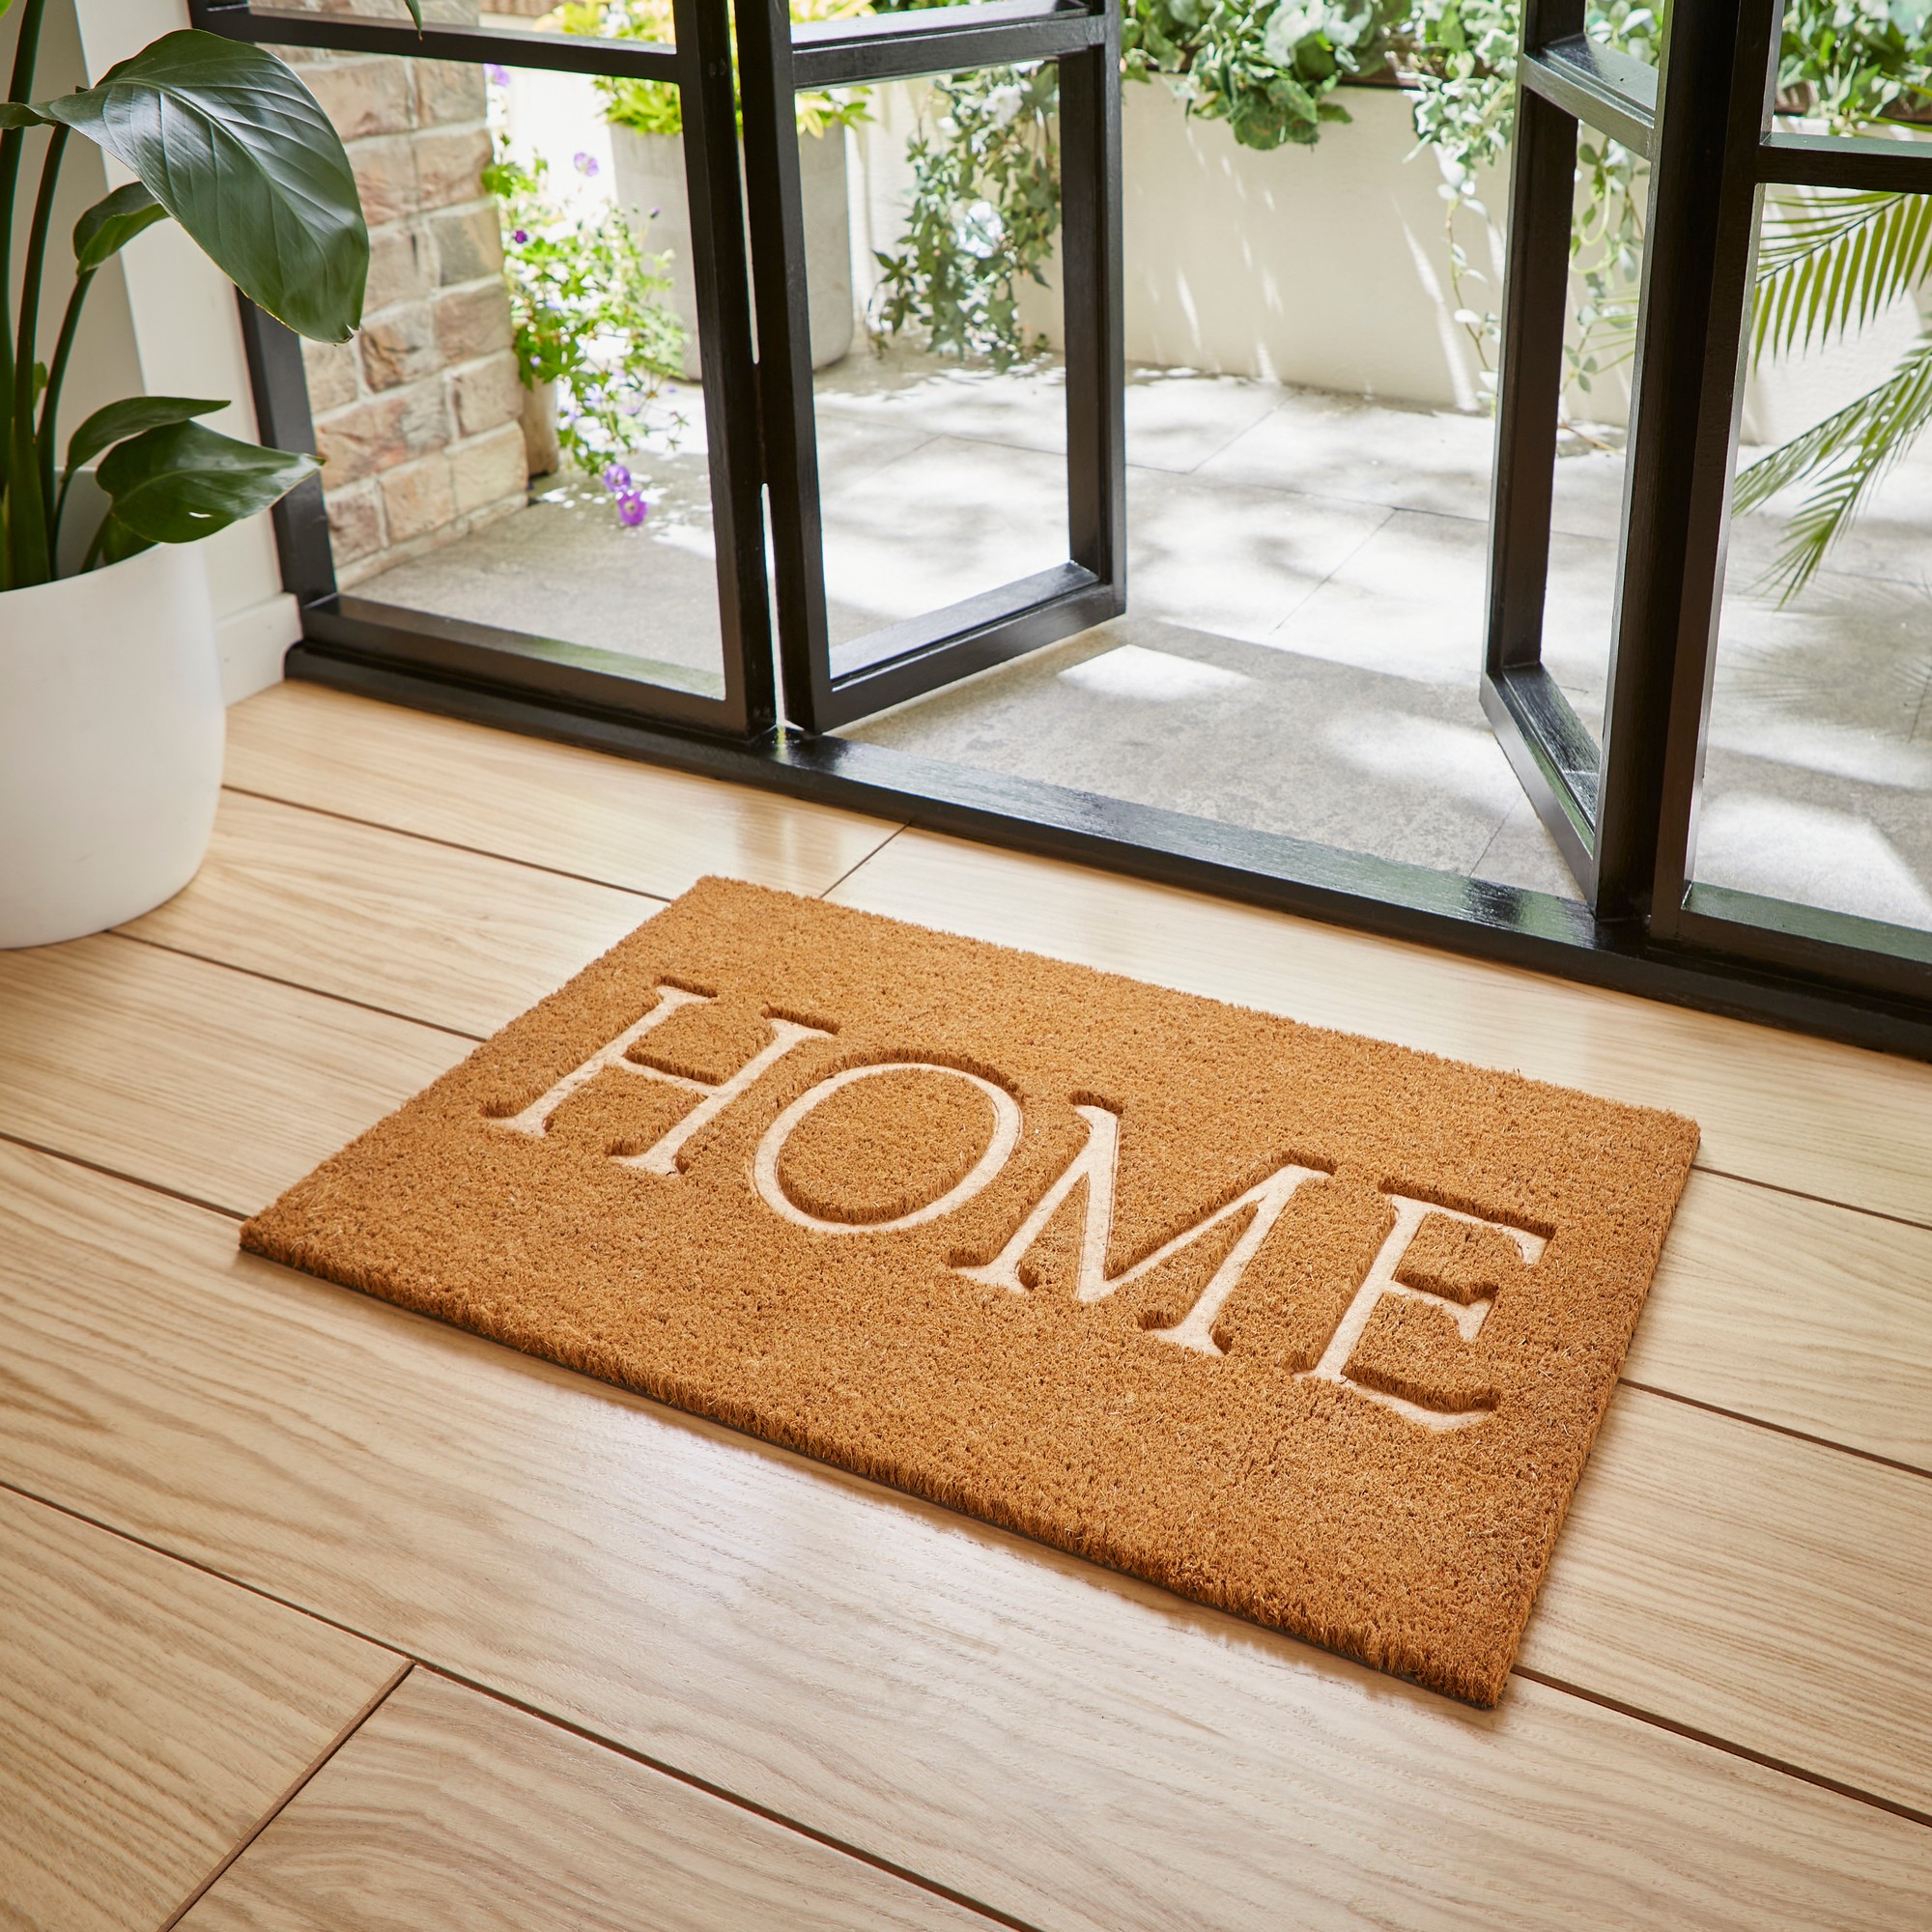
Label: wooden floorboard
xmin=122 ymin=790 xmax=659 ymax=1039
xmin=11 ymin=683 xmax=1930 ymax=1929
xmin=0 ymin=1487 xmax=403 ymax=1932
xmin=3 ymin=1144 xmax=1927 ymax=1931
xmin=1519 ymin=1388 xmax=1932 ymax=1812
xmin=178 ymin=1668 xmax=985 ymax=1932
xmin=1629 ymin=1169 xmax=1932 ymax=1471
xmin=0 ymin=935 xmax=466 ymax=1214
xmin=223 ymin=682 xmax=901 ymax=900
xmin=826 ymin=830 xmax=1932 ymax=1225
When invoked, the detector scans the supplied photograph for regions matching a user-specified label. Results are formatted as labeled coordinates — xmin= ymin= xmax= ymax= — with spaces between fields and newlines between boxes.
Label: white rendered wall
xmin=63 ymin=0 xmax=300 ymax=699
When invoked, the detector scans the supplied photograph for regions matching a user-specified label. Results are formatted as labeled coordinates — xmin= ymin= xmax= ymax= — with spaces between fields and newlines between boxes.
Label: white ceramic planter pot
xmin=0 ymin=539 xmax=222 ymax=949
xmin=611 ymin=124 xmax=855 ymax=380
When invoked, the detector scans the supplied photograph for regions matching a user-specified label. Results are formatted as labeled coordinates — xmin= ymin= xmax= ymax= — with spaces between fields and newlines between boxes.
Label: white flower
xmin=953 ymin=199 xmax=1005 ymax=259
xmin=982 ymin=84 xmax=1025 ymax=124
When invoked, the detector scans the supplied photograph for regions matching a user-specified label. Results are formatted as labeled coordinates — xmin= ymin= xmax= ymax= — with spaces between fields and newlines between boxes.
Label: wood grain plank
xmin=4 ymin=1144 xmax=1927 ymax=1931
xmin=178 ymin=1669 xmax=980 ymax=1932
xmin=223 ymin=682 xmax=900 ymax=899
xmin=1631 ymin=1170 xmax=1932 ymax=1471
xmin=825 ymin=831 xmax=1932 ymax=1224
xmin=0 ymin=937 xmax=465 ymax=1214
xmin=1522 ymin=1389 xmax=1932 ymax=1810
xmin=121 ymin=791 xmax=658 ymax=1038
xmin=0 ymin=1488 xmax=402 ymax=1932
xmin=95 ymin=800 xmax=1932 ymax=1476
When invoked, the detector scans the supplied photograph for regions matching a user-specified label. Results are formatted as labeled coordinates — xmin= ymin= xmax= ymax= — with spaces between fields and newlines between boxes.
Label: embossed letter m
xmin=958 ymin=1104 xmax=1327 ymax=1354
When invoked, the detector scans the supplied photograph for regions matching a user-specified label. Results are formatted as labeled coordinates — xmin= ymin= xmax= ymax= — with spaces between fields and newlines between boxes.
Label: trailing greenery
xmin=1402 ymin=0 xmax=1657 ymax=399
xmin=1400 ymin=0 xmax=1932 ymax=594
xmin=0 ymin=4 xmax=378 ymax=587
xmin=869 ymin=62 xmax=1063 ymax=366
xmin=867 ymin=0 xmax=1406 ymax=363
xmin=1775 ymin=0 xmax=1932 ymax=131
xmin=485 ymin=150 xmax=685 ymax=473
xmin=1123 ymin=0 xmax=1402 ymax=151
xmin=554 ymin=0 xmax=873 ymax=137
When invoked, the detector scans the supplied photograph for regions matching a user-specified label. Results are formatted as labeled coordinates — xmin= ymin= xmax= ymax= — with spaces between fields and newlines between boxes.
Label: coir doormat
xmin=243 ymin=877 xmax=1698 ymax=1704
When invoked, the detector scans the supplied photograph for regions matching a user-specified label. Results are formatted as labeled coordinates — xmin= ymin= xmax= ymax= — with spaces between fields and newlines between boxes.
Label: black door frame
xmin=1484 ymin=0 xmax=1932 ymax=997
xmin=198 ymin=0 xmax=1932 ymax=1060
xmin=739 ymin=0 xmax=1126 ymax=730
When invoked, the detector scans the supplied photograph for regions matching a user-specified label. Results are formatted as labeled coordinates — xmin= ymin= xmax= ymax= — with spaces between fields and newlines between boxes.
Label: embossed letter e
xmin=959 ymin=1104 xmax=1327 ymax=1354
xmin=493 ymin=984 xmax=831 ymax=1174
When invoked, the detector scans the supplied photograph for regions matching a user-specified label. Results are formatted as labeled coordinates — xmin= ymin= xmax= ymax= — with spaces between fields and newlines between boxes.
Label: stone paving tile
xmin=850 ymin=613 xmax=1529 ymax=879
xmin=810 ymin=348 xmax=1285 ymax=473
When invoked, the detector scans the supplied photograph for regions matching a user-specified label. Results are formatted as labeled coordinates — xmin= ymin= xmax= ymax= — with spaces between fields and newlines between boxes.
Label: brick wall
xmin=284 ymin=22 xmax=527 ymax=588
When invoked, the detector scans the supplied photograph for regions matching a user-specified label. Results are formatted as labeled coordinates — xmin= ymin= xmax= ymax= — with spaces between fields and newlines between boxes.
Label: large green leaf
xmin=97 ymin=418 xmax=317 ymax=545
xmin=94 ymin=512 xmax=156 ymax=568
xmin=38 ymin=32 xmax=368 ymax=344
xmin=66 ymin=393 xmax=224 ymax=476
xmin=72 ymin=181 xmax=169 ymax=273
xmin=0 ymin=101 xmax=47 ymax=128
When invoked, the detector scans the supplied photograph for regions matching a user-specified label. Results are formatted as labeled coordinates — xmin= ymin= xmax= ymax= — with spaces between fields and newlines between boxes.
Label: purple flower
xmin=485 ymin=62 xmax=511 ymax=86
xmin=573 ymin=151 xmax=600 ymax=178
xmin=511 ymin=227 xmax=528 ymax=244
xmin=602 ymin=462 xmax=632 ymax=492
xmin=616 ymin=491 xmax=648 ymax=527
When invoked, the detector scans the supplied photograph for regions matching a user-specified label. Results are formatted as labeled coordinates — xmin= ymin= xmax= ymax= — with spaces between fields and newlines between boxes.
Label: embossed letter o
xmin=753 ymin=1063 xmax=1023 ymax=1233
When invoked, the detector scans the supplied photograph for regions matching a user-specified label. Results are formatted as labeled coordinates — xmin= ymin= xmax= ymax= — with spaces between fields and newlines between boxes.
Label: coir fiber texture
xmin=243 ymin=877 xmax=1699 ymax=1704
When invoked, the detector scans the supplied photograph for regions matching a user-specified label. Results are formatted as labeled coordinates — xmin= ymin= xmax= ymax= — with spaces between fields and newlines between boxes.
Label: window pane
xmin=814 ymin=60 xmax=1068 ymax=648
xmin=1692 ymin=178 xmax=1932 ymax=938
xmin=293 ymin=39 xmax=726 ymax=692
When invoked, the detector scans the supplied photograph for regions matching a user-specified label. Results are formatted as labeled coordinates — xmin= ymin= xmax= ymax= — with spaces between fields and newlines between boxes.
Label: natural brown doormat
xmin=244 ymin=876 xmax=1698 ymax=1705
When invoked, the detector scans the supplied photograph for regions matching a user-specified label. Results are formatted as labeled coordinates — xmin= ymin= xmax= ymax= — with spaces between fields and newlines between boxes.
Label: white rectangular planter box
xmin=611 ymin=123 xmax=856 ymax=381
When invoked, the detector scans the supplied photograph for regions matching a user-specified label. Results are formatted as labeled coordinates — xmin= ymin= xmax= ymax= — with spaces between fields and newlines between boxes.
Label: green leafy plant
xmin=1722 ymin=1 xmax=1932 ymax=597
xmin=485 ymin=149 xmax=685 ymax=473
xmin=1775 ymin=0 xmax=1932 ymax=131
xmin=1402 ymin=0 xmax=1658 ymax=401
xmin=1124 ymin=0 xmax=1400 ymax=151
xmin=869 ymin=61 xmax=1062 ymax=365
xmin=554 ymin=0 xmax=873 ymax=138
xmin=0 ymin=1 xmax=382 ymax=588
xmin=1736 ymin=183 xmax=1932 ymax=599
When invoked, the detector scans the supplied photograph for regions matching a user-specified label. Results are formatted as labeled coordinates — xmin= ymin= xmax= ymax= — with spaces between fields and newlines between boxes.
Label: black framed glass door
xmin=204 ymin=0 xmax=1125 ymax=738
xmin=1483 ymin=0 xmax=1932 ymax=1005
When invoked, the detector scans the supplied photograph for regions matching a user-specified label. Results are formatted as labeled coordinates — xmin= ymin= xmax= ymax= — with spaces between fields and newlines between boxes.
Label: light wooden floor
xmin=4 ymin=680 xmax=1930 ymax=1931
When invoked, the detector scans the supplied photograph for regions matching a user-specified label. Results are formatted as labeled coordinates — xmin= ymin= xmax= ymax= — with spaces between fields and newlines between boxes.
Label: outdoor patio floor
xmin=358 ymin=348 xmax=1932 ymax=934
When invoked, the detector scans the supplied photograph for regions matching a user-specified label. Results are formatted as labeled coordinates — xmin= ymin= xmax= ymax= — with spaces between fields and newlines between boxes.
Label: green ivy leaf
xmin=97 ymin=418 xmax=317 ymax=546
xmin=38 ymin=31 xmax=368 ymax=344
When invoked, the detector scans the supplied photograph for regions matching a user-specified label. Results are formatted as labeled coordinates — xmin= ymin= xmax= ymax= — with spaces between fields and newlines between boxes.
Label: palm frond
xmin=1736 ymin=328 xmax=1932 ymax=603
xmin=1751 ymin=189 xmax=1932 ymax=361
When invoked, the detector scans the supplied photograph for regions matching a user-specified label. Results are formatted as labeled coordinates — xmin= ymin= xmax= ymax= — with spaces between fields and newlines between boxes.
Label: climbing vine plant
xmin=869 ymin=59 xmax=1063 ymax=367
